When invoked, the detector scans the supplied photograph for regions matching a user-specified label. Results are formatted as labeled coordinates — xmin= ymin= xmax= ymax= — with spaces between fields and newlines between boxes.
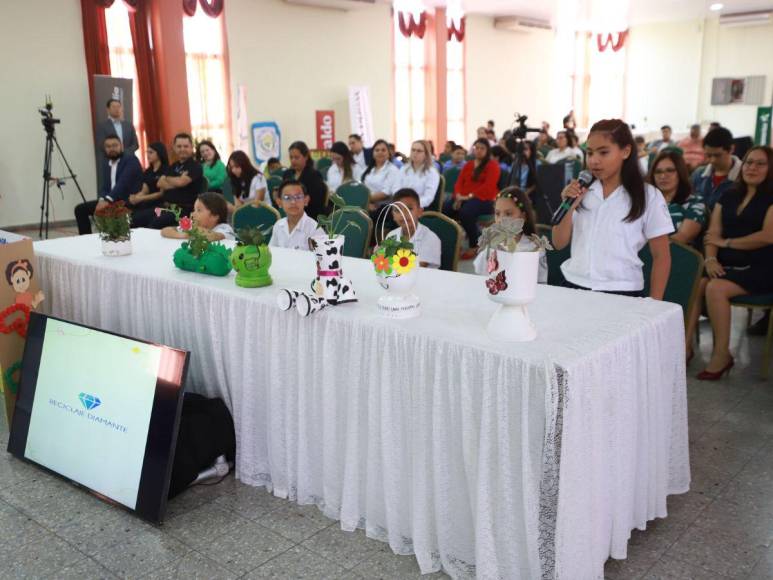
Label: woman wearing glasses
xmin=397 ymin=140 xmax=441 ymax=209
xmin=648 ymin=150 xmax=707 ymax=247
xmin=685 ymin=146 xmax=773 ymax=379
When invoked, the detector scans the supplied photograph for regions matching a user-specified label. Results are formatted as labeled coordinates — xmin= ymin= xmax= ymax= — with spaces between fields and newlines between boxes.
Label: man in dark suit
xmin=75 ymin=134 xmax=143 ymax=235
xmin=348 ymin=134 xmax=373 ymax=172
xmin=95 ymin=99 xmax=139 ymax=188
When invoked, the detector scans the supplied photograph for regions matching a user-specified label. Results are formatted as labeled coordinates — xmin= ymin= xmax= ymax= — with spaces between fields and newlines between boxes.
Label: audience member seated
xmin=440 ymin=140 xmax=456 ymax=163
xmin=443 ymin=137 xmax=501 ymax=258
xmin=469 ymin=127 xmax=488 ymax=154
xmin=648 ymin=125 xmax=675 ymax=154
xmin=74 ymin=134 xmax=143 ymax=235
xmin=398 ymin=140 xmax=441 ymax=209
xmin=283 ymin=141 xmax=328 ymax=220
xmin=678 ymin=124 xmax=706 ymax=171
xmin=227 ymin=150 xmax=267 ymax=208
xmin=535 ymin=130 xmax=555 ymax=160
xmin=563 ymin=110 xmax=577 ymax=130
xmin=491 ymin=145 xmax=512 ymax=174
xmin=146 ymin=133 xmax=204 ymax=228
xmin=269 ymin=180 xmax=322 ymax=251
xmin=508 ymin=141 xmax=538 ymax=192
xmin=362 ymin=139 xmax=401 ymax=212
xmin=326 ymin=141 xmax=363 ymax=191
xmin=685 ymin=146 xmax=773 ymax=379
xmin=348 ymin=133 xmax=372 ymax=174
xmin=692 ymin=127 xmax=742 ymax=210
xmin=473 ymin=187 xmax=547 ymax=283
xmin=443 ymin=145 xmax=467 ymax=171
xmin=386 ymin=188 xmax=441 ymax=269
xmin=161 ymin=192 xmax=234 ymax=242
xmin=129 ymin=142 xmax=169 ymax=227
xmin=545 ymin=130 xmax=583 ymax=164
xmin=197 ymin=140 xmax=227 ymax=192
xmin=389 ymin=143 xmax=406 ymax=167
xmin=266 ymin=157 xmax=284 ymax=175
xmin=635 ymin=136 xmax=649 ymax=175
xmin=648 ymin=150 xmax=706 ymax=247
xmin=486 ymin=129 xmax=497 ymax=146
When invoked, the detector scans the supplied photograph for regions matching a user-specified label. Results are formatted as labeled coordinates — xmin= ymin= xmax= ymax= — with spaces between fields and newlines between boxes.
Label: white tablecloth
xmin=34 ymin=229 xmax=689 ymax=579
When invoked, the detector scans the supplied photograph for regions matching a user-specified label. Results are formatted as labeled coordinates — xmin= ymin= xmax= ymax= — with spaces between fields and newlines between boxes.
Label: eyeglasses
xmin=411 ymin=148 xmax=424 ymax=154
xmin=743 ymin=159 xmax=768 ymax=168
xmin=653 ymin=168 xmax=677 ymax=176
xmin=281 ymin=194 xmax=305 ymax=203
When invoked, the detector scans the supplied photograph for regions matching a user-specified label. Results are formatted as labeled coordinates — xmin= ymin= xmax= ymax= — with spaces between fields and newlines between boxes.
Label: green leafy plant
xmin=316 ymin=193 xmax=363 ymax=239
xmin=236 ymin=226 xmax=272 ymax=247
xmin=478 ymin=218 xmax=553 ymax=254
xmin=94 ymin=201 xmax=131 ymax=242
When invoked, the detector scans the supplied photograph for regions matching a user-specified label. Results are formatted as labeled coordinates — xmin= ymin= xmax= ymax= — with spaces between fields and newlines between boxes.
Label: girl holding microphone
xmin=552 ymin=119 xmax=674 ymax=298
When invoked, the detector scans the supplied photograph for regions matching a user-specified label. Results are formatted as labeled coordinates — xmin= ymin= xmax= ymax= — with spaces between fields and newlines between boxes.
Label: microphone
xmin=551 ymin=170 xmax=594 ymax=225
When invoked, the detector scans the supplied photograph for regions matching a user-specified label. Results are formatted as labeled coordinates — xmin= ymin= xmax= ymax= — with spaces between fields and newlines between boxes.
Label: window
xmin=105 ymin=1 xmax=145 ymax=161
xmin=393 ymin=13 xmax=426 ymax=155
xmin=446 ymin=35 xmax=465 ymax=147
xmin=183 ymin=10 xmax=231 ymax=155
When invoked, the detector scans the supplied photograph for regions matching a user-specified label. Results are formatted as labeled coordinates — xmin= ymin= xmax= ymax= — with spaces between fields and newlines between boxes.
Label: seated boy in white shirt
xmin=269 ymin=180 xmax=322 ymax=251
xmin=386 ymin=188 xmax=442 ymax=268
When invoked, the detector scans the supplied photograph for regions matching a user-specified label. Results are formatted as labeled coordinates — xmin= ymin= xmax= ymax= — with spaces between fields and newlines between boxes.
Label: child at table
xmin=474 ymin=187 xmax=548 ymax=283
xmin=386 ymin=188 xmax=442 ymax=268
xmin=269 ymin=180 xmax=322 ymax=251
xmin=161 ymin=192 xmax=235 ymax=241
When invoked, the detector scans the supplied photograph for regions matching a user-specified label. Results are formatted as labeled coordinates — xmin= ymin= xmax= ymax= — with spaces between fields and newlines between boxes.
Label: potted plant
xmin=477 ymin=218 xmax=552 ymax=342
xmin=94 ymin=200 xmax=132 ymax=256
xmin=231 ymin=226 xmax=273 ymax=288
xmin=157 ymin=206 xmax=232 ymax=276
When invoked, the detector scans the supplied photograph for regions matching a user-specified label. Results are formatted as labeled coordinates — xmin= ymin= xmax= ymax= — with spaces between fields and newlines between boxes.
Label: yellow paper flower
xmin=392 ymin=249 xmax=416 ymax=275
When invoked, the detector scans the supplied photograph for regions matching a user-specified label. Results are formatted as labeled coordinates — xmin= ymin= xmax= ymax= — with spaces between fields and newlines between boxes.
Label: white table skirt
xmin=34 ymin=229 xmax=689 ymax=579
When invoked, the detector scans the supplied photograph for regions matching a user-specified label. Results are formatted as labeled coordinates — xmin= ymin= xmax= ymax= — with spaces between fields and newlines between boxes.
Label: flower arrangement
xmin=156 ymin=205 xmax=232 ymax=276
xmin=371 ymin=236 xmax=417 ymax=277
xmin=316 ymin=193 xmax=363 ymax=239
xmin=477 ymin=218 xmax=552 ymax=255
xmin=94 ymin=201 xmax=131 ymax=242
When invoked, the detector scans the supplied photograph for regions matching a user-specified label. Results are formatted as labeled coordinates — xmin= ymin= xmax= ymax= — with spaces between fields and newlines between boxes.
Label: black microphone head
xmin=578 ymin=170 xmax=594 ymax=189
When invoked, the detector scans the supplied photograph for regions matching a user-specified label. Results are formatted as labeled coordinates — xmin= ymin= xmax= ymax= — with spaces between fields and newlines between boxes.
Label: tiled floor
xmin=1 ymin=227 xmax=772 ymax=579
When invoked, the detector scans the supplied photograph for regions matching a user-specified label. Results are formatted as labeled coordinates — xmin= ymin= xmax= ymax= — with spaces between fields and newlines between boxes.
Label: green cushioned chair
xmin=537 ymin=224 xmax=570 ymax=287
xmin=336 ymin=181 xmax=370 ymax=210
xmin=199 ymin=177 xmax=209 ymax=194
xmin=329 ymin=208 xmax=373 ymax=258
xmin=427 ymin=175 xmax=446 ymax=212
xmin=730 ymin=293 xmax=773 ymax=379
xmin=419 ymin=211 xmax=463 ymax=271
xmin=232 ymin=203 xmax=281 ymax=243
xmin=639 ymin=240 xmax=703 ymax=325
xmin=221 ymin=179 xmax=235 ymax=204
xmin=266 ymin=175 xmax=283 ymax=207
xmin=477 ymin=214 xmax=495 ymax=230
xmin=498 ymin=168 xmax=510 ymax=190
xmin=316 ymin=157 xmax=333 ymax=176
xmin=443 ymin=166 xmax=461 ymax=194
xmin=438 ymin=153 xmax=451 ymax=164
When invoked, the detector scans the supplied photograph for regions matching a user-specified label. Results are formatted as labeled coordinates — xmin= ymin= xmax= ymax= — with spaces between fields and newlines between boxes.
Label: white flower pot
xmin=486 ymin=250 xmax=539 ymax=342
xmin=377 ymin=268 xmax=420 ymax=319
xmin=101 ymin=238 xmax=132 ymax=257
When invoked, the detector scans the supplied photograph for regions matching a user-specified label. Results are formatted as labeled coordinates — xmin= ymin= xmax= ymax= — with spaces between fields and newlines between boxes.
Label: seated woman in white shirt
xmin=386 ymin=188 xmax=442 ymax=268
xmin=269 ymin=180 xmax=322 ymax=251
xmin=226 ymin=150 xmax=267 ymax=209
xmin=362 ymin=139 xmax=401 ymax=212
xmin=398 ymin=140 xmax=441 ymax=208
xmin=552 ymin=119 xmax=674 ymax=298
xmin=161 ymin=192 xmax=235 ymax=241
xmin=326 ymin=141 xmax=364 ymax=192
xmin=544 ymin=130 xmax=584 ymax=165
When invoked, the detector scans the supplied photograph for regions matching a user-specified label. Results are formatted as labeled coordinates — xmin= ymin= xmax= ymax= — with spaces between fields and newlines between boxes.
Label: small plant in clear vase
xmin=94 ymin=201 xmax=131 ymax=242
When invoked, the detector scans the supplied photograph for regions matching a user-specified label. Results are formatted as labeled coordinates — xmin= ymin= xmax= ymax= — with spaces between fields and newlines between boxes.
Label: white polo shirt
xmin=387 ymin=223 xmax=442 ymax=269
xmin=326 ymin=163 xmax=364 ymax=192
xmin=269 ymin=213 xmax=321 ymax=251
xmin=561 ymin=182 xmax=674 ymax=291
xmin=398 ymin=164 xmax=441 ymax=208
xmin=363 ymin=162 xmax=401 ymax=198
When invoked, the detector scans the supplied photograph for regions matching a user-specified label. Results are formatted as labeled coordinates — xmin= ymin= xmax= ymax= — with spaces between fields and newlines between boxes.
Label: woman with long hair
xmin=362 ymin=139 xmax=402 ymax=211
xmin=545 ymin=130 xmax=583 ymax=164
xmin=396 ymin=140 xmax=440 ymax=208
xmin=685 ymin=146 xmax=773 ymax=379
xmin=129 ymin=142 xmax=170 ymax=226
xmin=196 ymin=140 xmax=227 ymax=192
xmin=226 ymin=150 xmax=267 ymax=208
xmin=282 ymin=141 xmax=327 ymax=219
xmin=552 ymin=118 xmax=674 ymax=298
xmin=326 ymin=141 xmax=363 ymax=192
xmin=647 ymin=150 xmax=707 ymax=246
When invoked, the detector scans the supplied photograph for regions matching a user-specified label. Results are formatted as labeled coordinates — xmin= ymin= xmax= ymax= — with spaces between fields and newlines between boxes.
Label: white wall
xmin=465 ymin=16 xmax=556 ymax=144
xmin=0 ymin=0 xmax=96 ymax=229
xmin=225 ymin=0 xmax=393 ymax=154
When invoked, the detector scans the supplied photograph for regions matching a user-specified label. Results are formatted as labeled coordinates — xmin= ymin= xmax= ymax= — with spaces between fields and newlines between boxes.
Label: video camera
xmin=38 ymin=98 xmax=60 ymax=133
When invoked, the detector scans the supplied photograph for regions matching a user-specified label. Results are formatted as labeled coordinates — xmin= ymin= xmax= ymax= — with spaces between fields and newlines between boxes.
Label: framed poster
xmin=251 ymin=122 xmax=281 ymax=165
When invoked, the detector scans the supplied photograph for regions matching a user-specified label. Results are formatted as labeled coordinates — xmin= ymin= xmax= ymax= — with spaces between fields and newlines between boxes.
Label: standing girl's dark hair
xmin=588 ymin=119 xmax=646 ymax=222
xmin=196 ymin=140 xmax=220 ymax=166
xmin=647 ymin=150 xmax=693 ymax=204
xmin=330 ymin=141 xmax=355 ymax=181
xmin=497 ymin=187 xmax=538 ymax=236
xmin=289 ymin=140 xmax=314 ymax=171
xmin=226 ymin=150 xmax=259 ymax=199
xmin=361 ymin=139 xmax=392 ymax=182
xmin=472 ymin=138 xmax=492 ymax=182
xmin=736 ymin=145 xmax=773 ymax=196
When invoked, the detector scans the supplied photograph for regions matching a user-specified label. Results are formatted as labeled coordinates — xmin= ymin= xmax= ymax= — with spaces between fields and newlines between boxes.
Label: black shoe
xmin=748 ymin=312 xmax=771 ymax=336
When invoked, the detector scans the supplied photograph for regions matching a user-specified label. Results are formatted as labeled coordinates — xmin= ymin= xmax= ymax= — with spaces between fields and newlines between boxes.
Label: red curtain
xmin=129 ymin=0 xmax=163 ymax=144
xmin=81 ymin=0 xmax=111 ymax=131
xmin=199 ymin=0 xmax=224 ymax=17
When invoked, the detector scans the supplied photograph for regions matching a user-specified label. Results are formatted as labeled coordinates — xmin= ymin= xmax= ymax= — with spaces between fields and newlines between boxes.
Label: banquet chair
xmin=329 ymin=208 xmax=373 ymax=258
xmin=730 ymin=294 xmax=773 ymax=379
xmin=199 ymin=177 xmax=209 ymax=194
xmin=221 ymin=179 xmax=235 ymax=204
xmin=498 ymin=168 xmax=510 ymax=190
xmin=419 ymin=211 xmax=463 ymax=271
xmin=639 ymin=240 xmax=704 ymax=324
xmin=427 ymin=175 xmax=446 ymax=212
xmin=232 ymin=203 xmax=281 ymax=243
xmin=266 ymin=175 xmax=283 ymax=204
xmin=336 ymin=181 xmax=370 ymax=209
xmin=443 ymin=166 xmax=461 ymax=194
xmin=316 ymin=157 xmax=333 ymax=179
xmin=536 ymin=224 xmax=570 ymax=287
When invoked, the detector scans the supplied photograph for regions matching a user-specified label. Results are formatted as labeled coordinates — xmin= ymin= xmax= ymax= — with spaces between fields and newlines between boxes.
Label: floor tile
xmin=642 ymin=554 xmax=725 ymax=579
xmin=162 ymin=502 xmax=250 ymax=550
xmin=90 ymin=527 xmax=190 ymax=578
xmin=48 ymin=557 xmax=117 ymax=579
xmin=0 ymin=532 xmax=86 ymax=579
xmin=142 ymin=551 xmax=238 ymax=580
xmin=302 ymin=525 xmax=391 ymax=570
xmin=211 ymin=481 xmax=288 ymax=521
xmin=254 ymin=501 xmax=335 ymax=543
xmin=350 ymin=548 xmax=450 ymax=580
xmin=245 ymin=545 xmax=349 ymax=579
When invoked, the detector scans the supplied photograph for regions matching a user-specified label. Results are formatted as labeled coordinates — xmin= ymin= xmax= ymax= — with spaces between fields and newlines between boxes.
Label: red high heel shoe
xmin=696 ymin=357 xmax=734 ymax=381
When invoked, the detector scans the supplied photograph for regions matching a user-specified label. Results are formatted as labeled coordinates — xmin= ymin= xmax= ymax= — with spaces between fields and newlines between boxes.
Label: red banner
xmin=315 ymin=110 xmax=335 ymax=150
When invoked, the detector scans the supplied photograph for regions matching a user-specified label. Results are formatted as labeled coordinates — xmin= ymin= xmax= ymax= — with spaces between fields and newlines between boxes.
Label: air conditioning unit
xmin=719 ymin=10 xmax=772 ymax=27
xmin=283 ymin=0 xmax=376 ymax=11
xmin=494 ymin=16 xmax=552 ymax=33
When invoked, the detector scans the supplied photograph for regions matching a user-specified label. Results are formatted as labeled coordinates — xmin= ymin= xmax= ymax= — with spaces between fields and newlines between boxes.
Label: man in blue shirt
xmin=691 ymin=127 xmax=742 ymax=210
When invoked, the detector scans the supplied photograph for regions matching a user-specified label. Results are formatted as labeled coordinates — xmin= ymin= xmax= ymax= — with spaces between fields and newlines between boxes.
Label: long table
xmin=34 ymin=228 xmax=689 ymax=579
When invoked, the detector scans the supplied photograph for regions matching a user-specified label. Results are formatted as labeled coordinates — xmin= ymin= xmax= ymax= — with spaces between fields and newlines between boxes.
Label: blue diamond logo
xmin=78 ymin=393 xmax=101 ymax=411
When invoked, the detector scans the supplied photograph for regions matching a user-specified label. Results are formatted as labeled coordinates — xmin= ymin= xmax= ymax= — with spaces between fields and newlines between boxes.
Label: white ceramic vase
xmin=486 ymin=249 xmax=539 ymax=342
xmin=101 ymin=238 xmax=132 ymax=257
xmin=377 ymin=268 xmax=420 ymax=319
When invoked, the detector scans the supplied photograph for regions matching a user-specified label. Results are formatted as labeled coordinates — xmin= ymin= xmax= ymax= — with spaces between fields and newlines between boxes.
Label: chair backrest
xmin=419 ymin=211 xmax=463 ymax=271
xmin=316 ymin=157 xmax=333 ymax=172
xmin=266 ymin=175 xmax=283 ymax=202
xmin=639 ymin=240 xmax=703 ymax=322
xmin=221 ymin=178 xmax=235 ymax=204
xmin=497 ymin=167 xmax=511 ymax=190
xmin=536 ymin=224 xmax=570 ymax=287
xmin=232 ymin=203 xmax=281 ymax=243
xmin=443 ymin=166 xmax=461 ymax=194
xmin=336 ymin=181 xmax=370 ymax=209
xmin=427 ymin=175 xmax=445 ymax=212
xmin=198 ymin=176 xmax=209 ymax=194
xmin=329 ymin=208 xmax=373 ymax=258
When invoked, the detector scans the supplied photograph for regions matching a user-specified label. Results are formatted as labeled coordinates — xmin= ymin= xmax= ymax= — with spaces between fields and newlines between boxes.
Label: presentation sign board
xmin=316 ymin=110 xmax=335 ymax=150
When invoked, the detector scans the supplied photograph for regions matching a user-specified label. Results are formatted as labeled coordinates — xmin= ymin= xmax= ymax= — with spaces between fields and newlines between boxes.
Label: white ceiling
xmin=420 ymin=0 xmax=773 ymax=25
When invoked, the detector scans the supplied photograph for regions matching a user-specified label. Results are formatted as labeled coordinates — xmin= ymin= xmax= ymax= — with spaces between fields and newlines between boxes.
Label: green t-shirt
xmin=202 ymin=159 xmax=227 ymax=191
xmin=669 ymin=194 xmax=707 ymax=231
